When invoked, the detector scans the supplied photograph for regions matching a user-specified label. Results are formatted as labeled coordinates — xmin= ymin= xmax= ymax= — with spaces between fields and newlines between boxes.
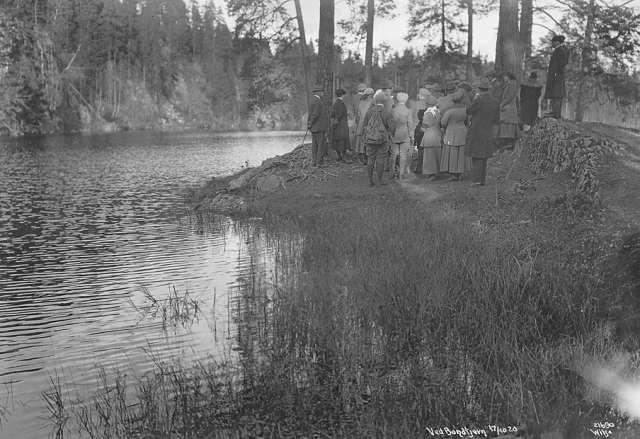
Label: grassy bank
xmin=46 ymin=122 xmax=640 ymax=438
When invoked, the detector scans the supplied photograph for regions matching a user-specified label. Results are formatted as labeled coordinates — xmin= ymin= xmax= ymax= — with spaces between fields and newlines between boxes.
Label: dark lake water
xmin=0 ymin=130 xmax=302 ymax=438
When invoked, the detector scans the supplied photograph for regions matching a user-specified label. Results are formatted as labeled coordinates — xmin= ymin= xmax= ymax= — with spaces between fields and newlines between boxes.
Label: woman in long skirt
xmin=440 ymin=90 xmax=471 ymax=181
xmin=498 ymin=72 xmax=520 ymax=151
xmin=421 ymin=106 xmax=442 ymax=181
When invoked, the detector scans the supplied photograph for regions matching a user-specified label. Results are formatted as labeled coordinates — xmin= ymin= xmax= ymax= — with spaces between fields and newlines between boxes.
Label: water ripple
xmin=0 ymin=130 xmax=299 ymax=439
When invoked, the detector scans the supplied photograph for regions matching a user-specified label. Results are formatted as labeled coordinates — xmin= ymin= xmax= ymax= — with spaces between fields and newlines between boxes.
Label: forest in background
xmin=0 ymin=0 xmax=639 ymax=137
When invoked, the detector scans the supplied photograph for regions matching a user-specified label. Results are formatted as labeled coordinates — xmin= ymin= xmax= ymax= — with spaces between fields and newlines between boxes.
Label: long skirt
xmin=498 ymin=122 xmax=519 ymax=139
xmin=422 ymin=146 xmax=441 ymax=175
xmin=440 ymin=144 xmax=470 ymax=174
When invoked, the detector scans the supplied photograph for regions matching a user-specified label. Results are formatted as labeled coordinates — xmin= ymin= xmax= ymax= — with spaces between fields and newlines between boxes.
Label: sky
xmin=270 ymin=0 xmax=640 ymax=62
xmin=288 ymin=0 xmax=503 ymax=60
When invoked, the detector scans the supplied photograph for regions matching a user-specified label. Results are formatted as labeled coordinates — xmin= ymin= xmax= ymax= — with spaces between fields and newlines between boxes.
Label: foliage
xmin=337 ymin=0 xmax=396 ymax=48
xmin=0 ymin=0 xmax=310 ymax=136
xmin=523 ymin=118 xmax=616 ymax=203
xmin=406 ymin=0 xmax=496 ymax=45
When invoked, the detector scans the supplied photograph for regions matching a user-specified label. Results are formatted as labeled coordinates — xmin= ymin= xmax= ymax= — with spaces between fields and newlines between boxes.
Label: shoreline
xmin=0 ymin=123 xmax=306 ymax=141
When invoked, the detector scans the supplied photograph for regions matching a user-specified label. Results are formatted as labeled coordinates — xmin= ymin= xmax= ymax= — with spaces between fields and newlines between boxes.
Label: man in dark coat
xmin=520 ymin=71 xmax=543 ymax=129
xmin=308 ymin=84 xmax=329 ymax=166
xmin=466 ymin=78 xmax=500 ymax=186
xmin=331 ymin=88 xmax=350 ymax=161
xmin=544 ymin=35 xmax=569 ymax=119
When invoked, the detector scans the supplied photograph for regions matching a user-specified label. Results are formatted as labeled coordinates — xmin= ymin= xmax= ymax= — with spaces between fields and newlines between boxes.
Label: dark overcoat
xmin=544 ymin=45 xmax=569 ymax=99
xmin=308 ymin=94 xmax=329 ymax=133
xmin=465 ymin=92 xmax=500 ymax=159
xmin=520 ymin=84 xmax=542 ymax=125
xmin=331 ymin=98 xmax=349 ymax=140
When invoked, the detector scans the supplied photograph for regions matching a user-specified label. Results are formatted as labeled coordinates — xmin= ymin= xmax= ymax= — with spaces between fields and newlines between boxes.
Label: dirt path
xmin=395 ymin=123 xmax=640 ymax=233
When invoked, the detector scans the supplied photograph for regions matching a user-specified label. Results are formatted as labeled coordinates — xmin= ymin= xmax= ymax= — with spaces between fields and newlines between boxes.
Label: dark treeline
xmin=1 ymin=0 xmax=640 ymax=137
xmin=0 ymin=0 xmax=310 ymax=136
xmin=0 ymin=0 xmax=492 ymax=137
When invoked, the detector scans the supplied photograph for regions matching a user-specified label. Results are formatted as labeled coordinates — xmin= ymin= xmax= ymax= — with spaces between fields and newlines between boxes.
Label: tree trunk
xmin=495 ymin=0 xmax=520 ymax=76
xmin=519 ymin=0 xmax=533 ymax=78
xmin=318 ymin=0 xmax=335 ymax=94
xmin=365 ymin=0 xmax=374 ymax=86
xmin=466 ymin=0 xmax=473 ymax=81
xmin=294 ymin=0 xmax=311 ymax=107
xmin=575 ymin=0 xmax=595 ymax=122
xmin=440 ymin=0 xmax=446 ymax=87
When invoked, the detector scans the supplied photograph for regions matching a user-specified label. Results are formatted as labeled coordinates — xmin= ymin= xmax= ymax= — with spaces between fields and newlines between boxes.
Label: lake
xmin=0 ymin=130 xmax=303 ymax=438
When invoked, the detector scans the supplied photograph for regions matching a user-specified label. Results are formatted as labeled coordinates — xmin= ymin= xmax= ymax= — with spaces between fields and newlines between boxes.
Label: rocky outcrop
xmin=193 ymin=143 xmax=314 ymax=215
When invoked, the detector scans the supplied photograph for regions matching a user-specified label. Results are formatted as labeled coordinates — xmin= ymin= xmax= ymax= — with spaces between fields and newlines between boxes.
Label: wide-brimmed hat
xmin=473 ymin=78 xmax=491 ymax=90
xmin=551 ymin=35 xmax=565 ymax=43
xmin=381 ymin=80 xmax=394 ymax=90
xmin=363 ymin=87 xmax=374 ymax=96
xmin=457 ymin=81 xmax=473 ymax=92
xmin=451 ymin=90 xmax=465 ymax=103
xmin=312 ymin=84 xmax=324 ymax=92
xmin=424 ymin=95 xmax=437 ymax=106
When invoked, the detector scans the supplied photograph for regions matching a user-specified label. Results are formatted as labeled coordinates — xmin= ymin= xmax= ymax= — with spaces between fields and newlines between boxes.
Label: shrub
xmin=522 ymin=118 xmax=615 ymax=203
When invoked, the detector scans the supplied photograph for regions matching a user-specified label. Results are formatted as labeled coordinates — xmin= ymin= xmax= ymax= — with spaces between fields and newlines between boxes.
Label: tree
xmin=520 ymin=0 xmax=533 ymax=72
xmin=365 ymin=0 xmax=374 ymax=85
xmin=337 ymin=0 xmax=395 ymax=85
xmin=293 ymin=0 xmax=311 ymax=106
xmin=495 ymin=0 xmax=520 ymax=77
xmin=318 ymin=0 xmax=334 ymax=93
xmin=575 ymin=0 xmax=595 ymax=121
xmin=408 ymin=0 xmax=466 ymax=84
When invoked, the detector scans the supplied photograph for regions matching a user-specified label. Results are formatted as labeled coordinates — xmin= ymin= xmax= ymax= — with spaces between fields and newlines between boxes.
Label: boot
xmin=367 ymin=165 xmax=375 ymax=186
xmin=376 ymin=162 xmax=387 ymax=185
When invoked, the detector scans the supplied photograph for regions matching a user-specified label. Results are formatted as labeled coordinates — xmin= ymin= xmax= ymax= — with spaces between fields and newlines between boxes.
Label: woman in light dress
xmin=440 ymin=90 xmax=471 ymax=181
xmin=420 ymin=106 xmax=442 ymax=181
xmin=391 ymin=92 xmax=414 ymax=179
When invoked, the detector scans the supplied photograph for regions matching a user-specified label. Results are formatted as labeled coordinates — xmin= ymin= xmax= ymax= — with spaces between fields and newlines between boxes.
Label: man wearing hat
xmin=354 ymin=86 xmax=374 ymax=164
xmin=330 ymin=88 xmax=350 ymax=162
xmin=308 ymin=84 xmax=329 ymax=166
xmin=465 ymin=78 xmax=500 ymax=186
xmin=544 ymin=35 xmax=569 ymax=119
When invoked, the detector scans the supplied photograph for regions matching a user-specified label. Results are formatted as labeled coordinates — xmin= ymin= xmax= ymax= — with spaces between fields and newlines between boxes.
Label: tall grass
xmin=45 ymin=196 xmax=639 ymax=437
xmin=246 ymin=202 xmax=635 ymax=435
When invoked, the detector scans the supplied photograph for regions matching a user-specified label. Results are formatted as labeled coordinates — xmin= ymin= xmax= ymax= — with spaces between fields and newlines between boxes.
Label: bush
xmin=522 ymin=118 xmax=615 ymax=203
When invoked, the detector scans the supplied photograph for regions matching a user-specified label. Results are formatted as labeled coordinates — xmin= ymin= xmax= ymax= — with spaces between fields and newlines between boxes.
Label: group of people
xmin=306 ymin=35 xmax=569 ymax=187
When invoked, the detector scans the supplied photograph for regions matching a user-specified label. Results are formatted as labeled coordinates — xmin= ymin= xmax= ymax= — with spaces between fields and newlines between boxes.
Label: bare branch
xmin=533 ymin=6 xmax=572 ymax=33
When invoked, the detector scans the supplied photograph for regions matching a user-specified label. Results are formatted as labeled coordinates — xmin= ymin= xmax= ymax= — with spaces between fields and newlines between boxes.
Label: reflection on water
xmin=0 ymin=130 xmax=301 ymax=438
